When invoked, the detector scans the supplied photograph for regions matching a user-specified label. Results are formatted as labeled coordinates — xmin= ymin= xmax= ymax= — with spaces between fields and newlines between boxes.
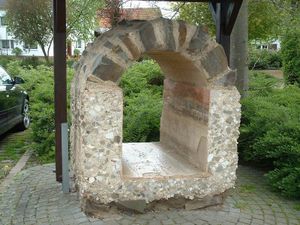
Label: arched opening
xmin=70 ymin=18 xmax=241 ymax=207
xmin=119 ymin=57 xmax=209 ymax=179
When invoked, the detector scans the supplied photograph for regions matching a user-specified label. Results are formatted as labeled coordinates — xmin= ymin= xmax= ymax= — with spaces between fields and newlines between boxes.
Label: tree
xmin=177 ymin=2 xmax=214 ymax=34
xmin=66 ymin=0 xmax=105 ymax=41
xmin=6 ymin=0 xmax=104 ymax=61
xmin=281 ymin=29 xmax=300 ymax=86
xmin=6 ymin=0 xmax=53 ymax=61
xmin=176 ymin=0 xmax=283 ymax=41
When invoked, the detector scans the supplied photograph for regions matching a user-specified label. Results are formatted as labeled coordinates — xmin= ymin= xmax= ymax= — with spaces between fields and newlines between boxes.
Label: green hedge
xmin=239 ymin=72 xmax=300 ymax=198
xmin=5 ymin=59 xmax=163 ymax=161
xmin=281 ymin=29 xmax=300 ymax=86
xmin=248 ymin=49 xmax=282 ymax=70
xmin=120 ymin=60 xmax=163 ymax=142
xmin=6 ymin=61 xmax=73 ymax=162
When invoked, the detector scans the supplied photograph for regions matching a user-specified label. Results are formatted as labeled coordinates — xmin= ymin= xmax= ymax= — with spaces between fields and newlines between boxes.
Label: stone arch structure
xmin=71 ymin=18 xmax=241 ymax=212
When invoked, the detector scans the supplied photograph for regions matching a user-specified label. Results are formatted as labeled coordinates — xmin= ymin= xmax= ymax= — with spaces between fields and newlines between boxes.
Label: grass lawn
xmin=0 ymin=129 xmax=32 ymax=181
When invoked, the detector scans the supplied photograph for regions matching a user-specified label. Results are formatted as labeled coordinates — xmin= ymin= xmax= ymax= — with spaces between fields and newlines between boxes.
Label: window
xmin=0 ymin=40 xmax=14 ymax=49
xmin=0 ymin=16 xmax=8 ymax=26
xmin=76 ymin=40 xmax=82 ymax=48
xmin=0 ymin=67 xmax=12 ymax=85
xmin=1 ymin=40 xmax=10 ymax=49
xmin=24 ymin=42 xmax=38 ymax=50
xmin=269 ymin=44 xmax=278 ymax=50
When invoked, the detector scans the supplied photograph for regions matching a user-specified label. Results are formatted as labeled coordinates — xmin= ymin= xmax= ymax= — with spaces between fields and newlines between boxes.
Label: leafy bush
xmin=123 ymin=90 xmax=162 ymax=142
xmin=12 ymin=47 xmax=22 ymax=57
xmin=0 ymin=55 xmax=16 ymax=69
xmin=6 ymin=61 xmax=74 ymax=162
xmin=20 ymin=56 xmax=42 ymax=68
xmin=281 ymin=29 xmax=300 ymax=86
xmin=120 ymin=60 xmax=163 ymax=142
xmin=5 ymin=59 xmax=163 ymax=160
xmin=73 ymin=49 xmax=80 ymax=57
xmin=249 ymin=49 xmax=282 ymax=70
xmin=239 ymin=72 xmax=300 ymax=198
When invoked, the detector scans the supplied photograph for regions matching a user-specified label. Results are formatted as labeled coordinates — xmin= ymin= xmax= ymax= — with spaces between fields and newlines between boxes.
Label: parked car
xmin=0 ymin=66 xmax=29 ymax=135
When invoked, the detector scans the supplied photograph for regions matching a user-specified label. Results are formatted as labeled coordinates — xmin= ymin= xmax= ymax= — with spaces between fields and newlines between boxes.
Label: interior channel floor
xmin=122 ymin=142 xmax=209 ymax=179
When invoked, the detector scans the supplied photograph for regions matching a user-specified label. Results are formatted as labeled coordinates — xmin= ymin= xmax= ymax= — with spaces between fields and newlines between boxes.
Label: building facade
xmin=0 ymin=0 xmax=86 ymax=57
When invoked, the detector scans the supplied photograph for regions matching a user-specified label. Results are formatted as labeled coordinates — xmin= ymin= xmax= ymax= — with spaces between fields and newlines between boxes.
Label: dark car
xmin=0 ymin=66 xmax=29 ymax=135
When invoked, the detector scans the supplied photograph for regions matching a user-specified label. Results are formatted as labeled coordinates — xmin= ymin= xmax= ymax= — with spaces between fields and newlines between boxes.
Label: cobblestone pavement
xmin=0 ymin=164 xmax=299 ymax=225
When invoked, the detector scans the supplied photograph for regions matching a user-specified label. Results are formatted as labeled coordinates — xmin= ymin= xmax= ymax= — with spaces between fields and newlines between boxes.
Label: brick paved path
xmin=0 ymin=164 xmax=299 ymax=225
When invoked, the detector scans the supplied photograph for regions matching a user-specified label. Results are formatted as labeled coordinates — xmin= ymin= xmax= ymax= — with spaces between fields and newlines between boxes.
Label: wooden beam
xmin=225 ymin=0 xmax=243 ymax=35
xmin=54 ymin=0 xmax=67 ymax=182
xmin=209 ymin=0 xmax=243 ymax=62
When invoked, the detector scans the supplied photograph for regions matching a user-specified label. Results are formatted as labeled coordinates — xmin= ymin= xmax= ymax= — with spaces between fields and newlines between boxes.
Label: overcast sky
xmin=123 ymin=1 xmax=178 ymax=18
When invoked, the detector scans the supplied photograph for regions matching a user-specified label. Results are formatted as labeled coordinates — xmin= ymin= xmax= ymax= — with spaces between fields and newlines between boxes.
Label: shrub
xmin=281 ymin=29 xmax=300 ymax=86
xmin=12 ymin=47 xmax=22 ymax=57
xmin=239 ymin=72 xmax=300 ymax=198
xmin=6 ymin=61 xmax=74 ymax=162
xmin=249 ymin=49 xmax=282 ymax=70
xmin=20 ymin=56 xmax=42 ymax=68
xmin=5 ymin=59 xmax=163 ymax=160
xmin=0 ymin=55 xmax=16 ymax=69
xmin=120 ymin=60 xmax=164 ymax=142
xmin=123 ymin=90 xmax=162 ymax=142
xmin=73 ymin=49 xmax=80 ymax=57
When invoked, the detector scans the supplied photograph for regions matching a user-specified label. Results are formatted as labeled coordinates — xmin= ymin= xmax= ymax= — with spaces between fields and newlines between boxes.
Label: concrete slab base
xmin=122 ymin=143 xmax=210 ymax=179
xmin=82 ymin=193 xmax=226 ymax=218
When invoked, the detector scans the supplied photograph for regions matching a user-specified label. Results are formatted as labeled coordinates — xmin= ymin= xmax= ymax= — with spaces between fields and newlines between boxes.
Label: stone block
xmin=185 ymin=195 xmax=224 ymax=210
xmin=117 ymin=200 xmax=146 ymax=213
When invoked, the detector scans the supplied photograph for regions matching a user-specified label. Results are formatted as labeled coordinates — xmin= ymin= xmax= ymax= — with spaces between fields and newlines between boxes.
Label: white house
xmin=0 ymin=0 xmax=86 ymax=57
xmin=255 ymin=40 xmax=281 ymax=51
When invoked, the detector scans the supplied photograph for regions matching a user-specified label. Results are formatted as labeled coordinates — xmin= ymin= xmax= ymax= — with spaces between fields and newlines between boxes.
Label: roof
xmin=98 ymin=7 xmax=162 ymax=29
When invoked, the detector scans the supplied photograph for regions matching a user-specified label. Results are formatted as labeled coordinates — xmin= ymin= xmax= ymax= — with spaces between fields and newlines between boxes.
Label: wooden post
xmin=209 ymin=0 xmax=243 ymax=64
xmin=53 ymin=0 xmax=67 ymax=182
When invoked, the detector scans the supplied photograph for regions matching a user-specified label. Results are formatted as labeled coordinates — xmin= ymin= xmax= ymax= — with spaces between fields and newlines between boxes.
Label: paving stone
xmin=0 ymin=164 xmax=299 ymax=225
xmin=148 ymin=219 xmax=162 ymax=225
xmin=161 ymin=219 xmax=175 ymax=225
xmin=90 ymin=222 xmax=106 ymax=225
xmin=193 ymin=219 xmax=209 ymax=225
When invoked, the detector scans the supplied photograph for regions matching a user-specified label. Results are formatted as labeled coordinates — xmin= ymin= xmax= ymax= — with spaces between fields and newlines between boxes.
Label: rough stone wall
xmin=74 ymin=79 xmax=240 ymax=204
xmin=70 ymin=18 xmax=241 ymax=209
xmin=160 ymin=78 xmax=210 ymax=171
xmin=74 ymin=78 xmax=123 ymax=200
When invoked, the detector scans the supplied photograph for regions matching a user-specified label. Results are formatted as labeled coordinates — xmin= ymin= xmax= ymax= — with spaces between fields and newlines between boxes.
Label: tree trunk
xmin=47 ymin=38 xmax=53 ymax=58
xmin=230 ymin=0 xmax=249 ymax=98
xmin=39 ymin=42 xmax=49 ymax=63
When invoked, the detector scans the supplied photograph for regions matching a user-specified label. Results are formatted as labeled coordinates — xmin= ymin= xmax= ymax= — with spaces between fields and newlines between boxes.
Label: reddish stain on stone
xmin=164 ymin=79 xmax=210 ymax=109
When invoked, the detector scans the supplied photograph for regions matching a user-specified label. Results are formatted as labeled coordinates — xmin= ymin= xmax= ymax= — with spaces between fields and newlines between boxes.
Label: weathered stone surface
xmin=210 ymin=69 xmax=237 ymax=87
xmin=185 ymin=195 xmax=224 ymax=210
xmin=201 ymin=45 xmax=229 ymax=78
xmin=70 ymin=18 xmax=241 ymax=216
xmin=92 ymin=55 xmax=125 ymax=82
xmin=117 ymin=200 xmax=146 ymax=213
xmin=188 ymin=26 xmax=210 ymax=52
